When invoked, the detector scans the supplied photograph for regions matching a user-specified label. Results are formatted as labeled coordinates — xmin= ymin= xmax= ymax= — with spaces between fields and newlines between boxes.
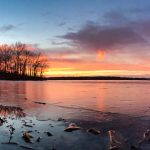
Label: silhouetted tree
xmin=0 ymin=42 xmax=48 ymax=77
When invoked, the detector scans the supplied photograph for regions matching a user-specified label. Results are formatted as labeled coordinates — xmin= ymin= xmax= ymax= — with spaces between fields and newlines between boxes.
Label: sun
xmin=97 ymin=51 xmax=105 ymax=60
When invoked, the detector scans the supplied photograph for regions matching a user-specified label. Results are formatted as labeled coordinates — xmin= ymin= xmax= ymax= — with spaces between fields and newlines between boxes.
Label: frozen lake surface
xmin=0 ymin=80 xmax=149 ymax=150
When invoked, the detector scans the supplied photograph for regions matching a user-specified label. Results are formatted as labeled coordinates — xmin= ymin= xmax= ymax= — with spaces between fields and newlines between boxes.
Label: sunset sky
xmin=0 ymin=0 xmax=150 ymax=77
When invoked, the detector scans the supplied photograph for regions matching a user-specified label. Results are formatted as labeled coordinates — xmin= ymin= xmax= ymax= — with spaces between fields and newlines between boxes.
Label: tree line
xmin=0 ymin=43 xmax=48 ymax=77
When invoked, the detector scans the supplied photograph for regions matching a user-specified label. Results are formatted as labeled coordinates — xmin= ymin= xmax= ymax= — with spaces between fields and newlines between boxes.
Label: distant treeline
xmin=0 ymin=42 xmax=48 ymax=77
xmin=47 ymin=76 xmax=150 ymax=80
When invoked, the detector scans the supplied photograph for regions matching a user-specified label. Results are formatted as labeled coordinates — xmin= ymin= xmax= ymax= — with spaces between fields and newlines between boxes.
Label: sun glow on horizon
xmin=44 ymin=68 xmax=150 ymax=77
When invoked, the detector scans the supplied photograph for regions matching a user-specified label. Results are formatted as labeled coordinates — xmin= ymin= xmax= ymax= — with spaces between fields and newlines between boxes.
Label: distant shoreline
xmin=0 ymin=72 xmax=149 ymax=81
xmin=46 ymin=76 xmax=150 ymax=80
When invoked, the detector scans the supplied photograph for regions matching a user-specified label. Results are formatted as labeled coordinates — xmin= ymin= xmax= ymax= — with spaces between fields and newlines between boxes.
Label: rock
xmin=45 ymin=132 xmax=53 ymax=136
xmin=144 ymin=129 xmax=150 ymax=141
xmin=64 ymin=123 xmax=80 ymax=132
xmin=87 ymin=128 xmax=101 ymax=135
xmin=108 ymin=130 xmax=129 ymax=150
xmin=22 ymin=132 xmax=33 ymax=143
xmin=36 ymin=137 xmax=41 ymax=142
xmin=0 ymin=117 xmax=5 ymax=125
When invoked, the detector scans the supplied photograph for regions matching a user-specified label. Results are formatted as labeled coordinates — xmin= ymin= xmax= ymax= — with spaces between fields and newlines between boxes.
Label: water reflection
xmin=0 ymin=80 xmax=149 ymax=120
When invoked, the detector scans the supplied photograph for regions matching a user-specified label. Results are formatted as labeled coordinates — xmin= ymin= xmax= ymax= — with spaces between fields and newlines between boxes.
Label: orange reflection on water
xmin=0 ymin=80 xmax=150 ymax=119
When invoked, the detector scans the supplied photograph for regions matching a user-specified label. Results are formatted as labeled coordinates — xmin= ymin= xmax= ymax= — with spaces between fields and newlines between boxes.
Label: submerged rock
xmin=108 ymin=130 xmax=129 ymax=150
xmin=64 ymin=123 xmax=80 ymax=132
xmin=87 ymin=128 xmax=101 ymax=135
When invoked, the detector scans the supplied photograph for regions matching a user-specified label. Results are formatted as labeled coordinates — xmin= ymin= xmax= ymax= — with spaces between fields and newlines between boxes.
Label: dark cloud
xmin=135 ymin=20 xmax=150 ymax=37
xmin=0 ymin=24 xmax=16 ymax=33
xmin=103 ymin=9 xmax=150 ymax=38
xmin=61 ymin=22 xmax=146 ymax=52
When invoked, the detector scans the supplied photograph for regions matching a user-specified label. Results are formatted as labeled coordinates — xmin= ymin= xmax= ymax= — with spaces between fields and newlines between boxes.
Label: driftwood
xmin=108 ymin=130 xmax=129 ymax=150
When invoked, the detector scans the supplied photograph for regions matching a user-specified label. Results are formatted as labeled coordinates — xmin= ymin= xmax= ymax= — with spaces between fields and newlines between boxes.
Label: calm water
xmin=0 ymin=80 xmax=150 ymax=120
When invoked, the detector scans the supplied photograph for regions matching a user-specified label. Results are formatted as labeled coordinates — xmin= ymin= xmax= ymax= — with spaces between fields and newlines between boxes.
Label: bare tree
xmin=0 ymin=42 xmax=49 ymax=78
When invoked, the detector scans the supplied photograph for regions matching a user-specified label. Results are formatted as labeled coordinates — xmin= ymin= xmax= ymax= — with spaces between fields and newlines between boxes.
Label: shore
xmin=0 ymin=104 xmax=150 ymax=150
xmin=0 ymin=104 xmax=108 ymax=150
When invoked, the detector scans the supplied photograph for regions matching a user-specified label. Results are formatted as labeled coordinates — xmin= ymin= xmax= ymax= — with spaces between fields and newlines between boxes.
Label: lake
xmin=0 ymin=80 xmax=150 ymax=118
xmin=0 ymin=80 xmax=150 ymax=150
